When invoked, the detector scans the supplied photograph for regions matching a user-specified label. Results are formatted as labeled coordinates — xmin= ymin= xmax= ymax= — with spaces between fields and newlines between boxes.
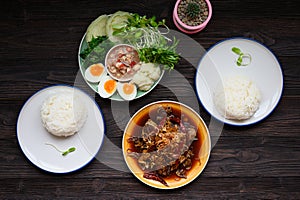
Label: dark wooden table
xmin=1 ymin=0 xmax=299 ymax=199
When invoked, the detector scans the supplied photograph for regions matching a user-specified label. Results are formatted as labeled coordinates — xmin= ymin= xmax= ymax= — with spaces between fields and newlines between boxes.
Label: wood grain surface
xmin=1 ymin=0 xmax=299 ymax=199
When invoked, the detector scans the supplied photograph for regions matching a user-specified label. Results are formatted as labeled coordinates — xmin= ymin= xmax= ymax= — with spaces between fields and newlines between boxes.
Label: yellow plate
xmin=122 ymin=100 xmax=211 ymax=189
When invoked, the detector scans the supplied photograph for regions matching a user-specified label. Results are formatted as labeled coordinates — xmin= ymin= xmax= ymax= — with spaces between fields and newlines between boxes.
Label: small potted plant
xmin=173 ymin=0 xmax=212 ymax=34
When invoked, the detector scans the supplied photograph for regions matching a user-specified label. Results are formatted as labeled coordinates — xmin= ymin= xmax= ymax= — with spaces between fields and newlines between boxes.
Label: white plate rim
xmin=195 ymin=37 xmax=284 ymax=126
xmin=16 ymin=84 xmax=105 ymax=173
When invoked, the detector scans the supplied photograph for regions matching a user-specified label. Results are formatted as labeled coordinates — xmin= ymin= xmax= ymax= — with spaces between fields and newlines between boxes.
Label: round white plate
xmin=17 ymin=85 xmax=105 ymax=173
xmin=78 ymin=33 xmax=164 ymax=101
xmin=195 ymin=38 xmax=283 ymax=126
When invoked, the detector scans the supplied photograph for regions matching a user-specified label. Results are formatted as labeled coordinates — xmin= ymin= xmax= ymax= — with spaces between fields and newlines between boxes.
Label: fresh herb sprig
xmin=138 ymin=47 xmax=180 ymax=70
xmin=45 ymin=143 xmax=76 ymax=156
xmin=112 ymin=13 xmax=166 ymax=36
xmin=128 ymin=14 xmax=166 ymax=28
xmin=232 ymin=47 xmax=252 ymax=66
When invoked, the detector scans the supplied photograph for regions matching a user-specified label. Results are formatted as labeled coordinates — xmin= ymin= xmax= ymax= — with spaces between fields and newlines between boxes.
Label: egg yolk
xmin=104 ymin=80 xmax=116 ymax=94
xmin=123 ymin=83 xmax=134 ymax=95
xmin=90 ymin=64 xmax=104 ymax=76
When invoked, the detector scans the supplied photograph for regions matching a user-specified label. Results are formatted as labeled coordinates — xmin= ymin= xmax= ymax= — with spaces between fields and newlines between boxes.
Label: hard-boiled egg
xmin=117 ymin=82 xmax=137 ymax=101
xmin=85 ymin=63 xmax=105 ymax=83
xmin=97 ymin=76 xmax=117 ymax=98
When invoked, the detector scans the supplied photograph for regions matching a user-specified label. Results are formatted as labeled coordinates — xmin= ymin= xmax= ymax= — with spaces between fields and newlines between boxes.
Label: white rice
xmin=41 ymin=93 xmax=87 ymax=137
xmin=214 ymin=76 xmax=261 ymax=120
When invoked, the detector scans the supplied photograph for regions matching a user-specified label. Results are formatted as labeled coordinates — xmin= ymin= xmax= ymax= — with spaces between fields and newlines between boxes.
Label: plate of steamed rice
xmin=17 ymin=85 xmax=105 ymax=173
xmin=195 ymin=38 xmax=283 ymax=126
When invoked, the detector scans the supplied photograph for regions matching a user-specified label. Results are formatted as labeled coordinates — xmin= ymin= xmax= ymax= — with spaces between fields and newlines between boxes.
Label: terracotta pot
xmin=173 ymin=0 xmax=212 ymax=34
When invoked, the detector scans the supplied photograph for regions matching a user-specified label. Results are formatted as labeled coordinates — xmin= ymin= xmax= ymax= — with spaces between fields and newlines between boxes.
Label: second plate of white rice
xmin=195 ymin=38 xmax=283 ymax=126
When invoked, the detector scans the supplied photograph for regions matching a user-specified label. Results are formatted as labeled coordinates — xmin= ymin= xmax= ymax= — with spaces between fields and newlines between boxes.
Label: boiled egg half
xmin=85 ymin=63 xmax=105 ymax=83
xmin=117 ymin=82 xmax=137 ymax=101
xmin=97 ymin=76 xmax=117 ymax=98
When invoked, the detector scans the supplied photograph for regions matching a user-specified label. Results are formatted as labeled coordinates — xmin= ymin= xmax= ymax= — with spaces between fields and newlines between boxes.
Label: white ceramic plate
xmin=17 ymin=85 xmax=105 ymax=173
xmin=78 ymin=33 xmax=164 ymax=101
xmin=195 ymin=38 xmax=283 ymax=126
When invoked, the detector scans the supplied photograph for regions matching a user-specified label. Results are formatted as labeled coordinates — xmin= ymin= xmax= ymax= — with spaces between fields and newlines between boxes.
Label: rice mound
xmin=41 ymin=93 xmax=87 ymax=137
xmin=214 ymin=76 xmax=261 ymax=120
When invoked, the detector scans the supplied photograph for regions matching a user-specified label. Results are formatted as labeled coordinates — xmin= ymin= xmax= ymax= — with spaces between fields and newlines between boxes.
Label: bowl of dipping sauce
xmin=105 ymin=44 xmax=141 ymax=82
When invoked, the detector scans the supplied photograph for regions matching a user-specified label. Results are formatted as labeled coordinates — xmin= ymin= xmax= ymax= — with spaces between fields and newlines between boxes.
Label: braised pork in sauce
xmin=127 ymin=105 xmax=198 ymax=186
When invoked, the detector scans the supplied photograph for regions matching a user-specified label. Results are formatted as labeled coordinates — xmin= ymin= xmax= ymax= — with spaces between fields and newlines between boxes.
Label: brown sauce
xmin=127 ymin=103 xmax=205 ymax=183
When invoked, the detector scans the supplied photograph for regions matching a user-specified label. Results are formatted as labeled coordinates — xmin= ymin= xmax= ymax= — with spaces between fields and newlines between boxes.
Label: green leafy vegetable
xmin=45 ymin=143 xmax=76 ymax=156
xmin=81 ymin=38 xmax=115 ymax=68
xmin=112 ymin=13 xmax=166 ymax=36
xmin=232 ymin=47 xmax=252 ymax=66
xmin=86 ymin=15 xmax=108 ymax=42
xmin=138 ymin=47 xmax=180 ymax=70
xmin=80 ymin=36 xmax=108 ymax=59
